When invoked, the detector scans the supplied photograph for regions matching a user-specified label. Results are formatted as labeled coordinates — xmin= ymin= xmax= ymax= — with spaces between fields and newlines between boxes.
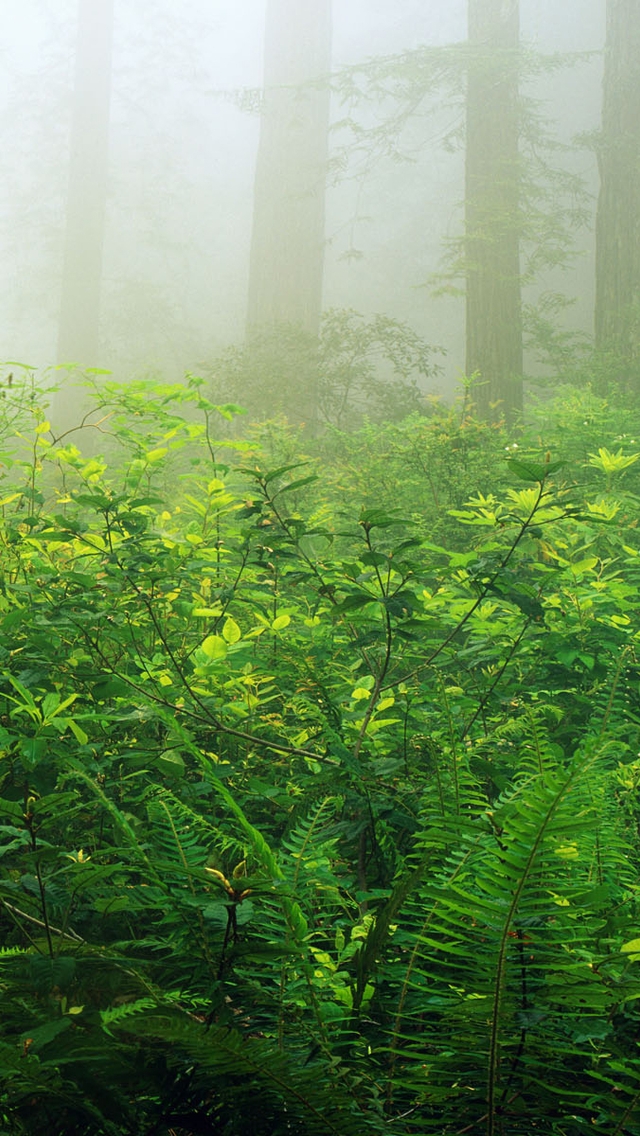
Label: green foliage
xmin=0 ymin=371 xmax=640 ymax=1134
xmin=204 ymin=308 xmax=442 ymax=427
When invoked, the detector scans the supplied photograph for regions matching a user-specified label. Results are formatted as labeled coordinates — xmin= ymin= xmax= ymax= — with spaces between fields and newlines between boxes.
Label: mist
xmin=1 ymin=0 xmax=607 ymax=414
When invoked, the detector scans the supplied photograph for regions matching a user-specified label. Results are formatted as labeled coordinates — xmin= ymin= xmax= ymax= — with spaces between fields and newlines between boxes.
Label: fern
xmin=370 ymin=744 xmax=640 ymax=1133
xmin=112 ymin=1003 xmax=383 ymax=1136
xmin=146 ymin=786 xmax=242 ymax=864
xmin=99 ymin=996 xmax=158 ymax=1034
xmin=0 ymin=945 xmax=32 ymax=960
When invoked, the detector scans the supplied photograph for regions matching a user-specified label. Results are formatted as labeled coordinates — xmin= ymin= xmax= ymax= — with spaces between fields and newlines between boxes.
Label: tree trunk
xmin=247 ymin=0 xmax=332 ymax=338
xmin=57 ymin=0 xmax=114 ymax=367
xmin=465 ymin=0 xmax=523 ymax=423
xmin=595 ymin=0 xmax=640 ymax=379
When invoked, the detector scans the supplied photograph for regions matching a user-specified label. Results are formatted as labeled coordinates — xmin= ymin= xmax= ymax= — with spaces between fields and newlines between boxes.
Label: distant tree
xmin=595 ymin=0 xmax=640 ymax=382
xmin=57 ymin=0 xmax=114 ymax=367
xmin=247 ymin=0 xmax=332 ymax=343
xmin=253 ymin=3 xmax=584 ymax=423
xmin=465 ymin=0 xmax=523 ymax=423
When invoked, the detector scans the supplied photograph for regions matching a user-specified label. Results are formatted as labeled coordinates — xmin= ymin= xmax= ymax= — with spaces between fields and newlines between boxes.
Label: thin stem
xmin=24 ymin=805 xmax=54 ymax=958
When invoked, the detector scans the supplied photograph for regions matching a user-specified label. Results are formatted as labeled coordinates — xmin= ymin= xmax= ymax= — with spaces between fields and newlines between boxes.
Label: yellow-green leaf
xmin=272 ymin=614 xmax=291 ymax=631
xmin=351 ymin=687 xmax=371 ymax=701
xmin=366 ymin=717 xmax=400 ymax=734
xmin=67 ymin=720 xmax=89 ymax=746
xmin=201 ymin=635 xmax=227 ymax=660
xmin=571 ymin=557 xmax=598 ymax=575
xmin=223 ymin=617 xmax=241 ymax=644
xmin=554 ymin=843 xmax=579 ymax=860
xmin=145 ymin=447 xmax=168 ymax=464
xmin=377 ymin=696 xmax=395 ymax=713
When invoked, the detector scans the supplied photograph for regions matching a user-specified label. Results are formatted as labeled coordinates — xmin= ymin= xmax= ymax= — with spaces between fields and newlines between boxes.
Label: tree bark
xmin=465 ymin=0 xmax=523 ymax=423
xmin=595 ymin=0 xmax=640 ymax=377
xmin=57 ymin=0 xmax=114 ymax=367
xmin=247 ymin=0 xmax=332 ymax=337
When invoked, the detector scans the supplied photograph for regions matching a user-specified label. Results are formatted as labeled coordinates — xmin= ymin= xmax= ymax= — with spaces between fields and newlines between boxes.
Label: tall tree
xmin=595 ymin=0 xmax=640 ymax=379
xmin=247 ymin=0 xmax=332 ymax=337
xmin=465 ymin=0 xmax=523 ymax=423
xmin=57 ymin=0 xmax=114 ymax=367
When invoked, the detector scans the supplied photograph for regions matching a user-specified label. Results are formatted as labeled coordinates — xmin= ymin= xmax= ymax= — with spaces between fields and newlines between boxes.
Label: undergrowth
xmin=0 ymin=369 xmax=640 ymax=1134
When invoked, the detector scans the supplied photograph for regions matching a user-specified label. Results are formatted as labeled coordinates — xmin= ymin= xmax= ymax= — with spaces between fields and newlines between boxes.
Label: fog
xmin=1 ymin=0 xmax=607 ymax=406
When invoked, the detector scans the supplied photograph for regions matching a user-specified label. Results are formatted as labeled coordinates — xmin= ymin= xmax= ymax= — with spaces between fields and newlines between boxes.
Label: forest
xmin=2 ymin=1 xmax=640 ymax=1134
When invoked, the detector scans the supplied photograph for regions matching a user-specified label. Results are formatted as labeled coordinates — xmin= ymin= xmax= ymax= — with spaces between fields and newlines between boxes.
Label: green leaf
xmin=360 ymin=550 xmax=389 ymax=567
xmin=263 ymin=463 xmax=307 ymax=485
xmin=23 ymin=1017 xmax=72 ymax=1052
xmin=505 ymin=458 xmax=565 ymax=482
xmin=201 ymin=635 xmax=228 ymax=660
xmin=67 ymin=718 xmax=89 ymax=746
xmin=277 ymin=474 xmax=319 ymax=494
xmin=156 ymin=750 xmax=186 ymax=777
xmin=351 ymin=687 xmax=371 ymax=701
xmin=5 ymin=675 xmax=38 ymax=712
xmin=222 ymin=617 xmax=242 ymax=643
xmin=359 ymin=507 xmax=407 ymax=528
xmin=145 ymin=447 xmax=168 ymax=463
xmin=621 ymin=938 xmax=640 ymax=960
xmin=335 ymin=593 xmax=376 ymax=613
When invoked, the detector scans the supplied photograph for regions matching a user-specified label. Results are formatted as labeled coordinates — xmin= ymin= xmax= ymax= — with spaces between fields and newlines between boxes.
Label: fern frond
xmin=146 ymin=793 xmax=209 ymax=873
xmin=0 ymin=945 xmax=33 ymax=960
xmin=146 ymin=786 xmax=241 ymax=862
xmin=373 ymin=743 xmax=640 ymax=1133
xmin=113 ymin=1004 xmax=382 ymax=1136
xmin=100 ymin=996 xmax=158 ymax=1034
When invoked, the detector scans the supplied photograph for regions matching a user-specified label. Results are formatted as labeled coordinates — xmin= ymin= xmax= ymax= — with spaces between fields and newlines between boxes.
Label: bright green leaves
xmin=201 ymin=634 xmax=228 ymax=660
xmin=2 ymin=677 xmax=90 ymax=751
xmin=222 ymin=616 xmax=242 ymax=643
xmin=552 ymin=841 xmax=580 ymax=859
xmin=351 ymin=686 xmax=372 ymax=701
xmin=200 ymin=618 xmax=243 ymax=660
xmin=271 ymin=614 xmax=291 ymax=631
xmin=144 ymin=446 xmax=168 ymax=465
xmin=588 ymin=447 xmax=639 ymax=476
xmin=450 ymin=491 xmax=503 ymax=525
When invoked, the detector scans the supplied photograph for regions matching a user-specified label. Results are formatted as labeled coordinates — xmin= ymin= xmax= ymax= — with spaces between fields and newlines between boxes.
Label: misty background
xmin=1 ymin=1 xmax=605 ymax=400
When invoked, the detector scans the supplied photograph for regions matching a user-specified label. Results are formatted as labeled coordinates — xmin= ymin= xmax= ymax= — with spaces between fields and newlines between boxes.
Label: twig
xmin=1 ymin=898 xmax=85 ymax=944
